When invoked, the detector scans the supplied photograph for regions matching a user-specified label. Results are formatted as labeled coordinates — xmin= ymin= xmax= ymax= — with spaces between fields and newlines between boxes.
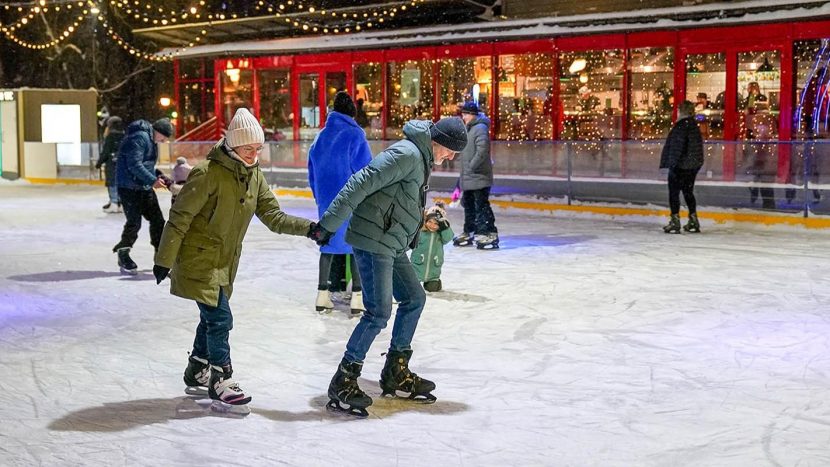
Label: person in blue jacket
xmin=308 ymin=92 xmax=373 ymax=315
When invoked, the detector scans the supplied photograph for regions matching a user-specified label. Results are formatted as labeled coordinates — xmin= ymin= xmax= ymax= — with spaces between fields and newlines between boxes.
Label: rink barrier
xmin=26 ymin=177 xmax=104 ymax=186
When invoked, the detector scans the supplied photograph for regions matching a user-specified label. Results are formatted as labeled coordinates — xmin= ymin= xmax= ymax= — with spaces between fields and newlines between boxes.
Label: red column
xmin=723 ymin=51 xmax=738 ymax=181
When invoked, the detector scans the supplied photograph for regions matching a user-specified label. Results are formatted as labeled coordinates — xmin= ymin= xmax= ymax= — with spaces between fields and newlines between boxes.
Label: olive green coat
xmin=155 ymin=140 xmax=311 ymax=306
xmin=319 ymin=120 xmax=434 ymax=257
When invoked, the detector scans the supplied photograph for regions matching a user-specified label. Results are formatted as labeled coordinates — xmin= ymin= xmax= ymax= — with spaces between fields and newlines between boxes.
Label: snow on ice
xmin=1 ymin=183 xmax=829 ymax=466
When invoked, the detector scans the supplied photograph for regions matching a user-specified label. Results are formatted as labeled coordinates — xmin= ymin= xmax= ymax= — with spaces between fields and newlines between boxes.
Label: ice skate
xmin=104 ymin=203 xmax=121 ymax=214
xmin=663 ymin=214 xmax=681 ymax=234
xmin=315 ymin=289 xmax=334 ymax=313
xmin=379 ymin=349 xmax=436 ymax=403
xmin=208 ymin=364 xmax=251 ymax=415
xmin=116 ymin=247 xmax=138 ymax=275
xmin=683 ymin=213 xmax=701 ymax=233
xmin=452 ymin=232 xmax=474 ymax=247
xmin=423 ymin=279 xmax=442 ymax=292
xmin=102 ymin=202 xmax=111 ymax=211
xmin=350 ymin=291 xmax=365 ymax=317
xmin=475 ymin=233 xmax=500 ymax=250
xmin=327 ymin=359 xmax=372 ymax=418
xmin=183 ymin=355 xmax=210 ymax=396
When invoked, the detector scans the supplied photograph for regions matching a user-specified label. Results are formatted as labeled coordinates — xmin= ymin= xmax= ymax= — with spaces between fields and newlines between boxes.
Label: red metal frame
xmin=167 ymin=19 xmax=830 ymax=146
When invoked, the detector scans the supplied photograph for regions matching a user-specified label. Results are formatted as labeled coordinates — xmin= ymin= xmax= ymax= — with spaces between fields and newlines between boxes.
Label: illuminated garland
xmin=1 ymin=9 xmax=87 ymax=49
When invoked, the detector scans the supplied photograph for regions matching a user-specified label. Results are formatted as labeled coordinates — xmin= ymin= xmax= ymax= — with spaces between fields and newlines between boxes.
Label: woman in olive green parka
xmin=154 ymin=108 xmax=314 ymax=409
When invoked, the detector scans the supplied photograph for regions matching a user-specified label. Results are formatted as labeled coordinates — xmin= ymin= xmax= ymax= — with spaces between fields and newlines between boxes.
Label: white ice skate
xmin=475 ymin=233 xmax=500 ymax=250
xmin=350 ymin=291 xmax=365 ymax=317
xmin=315 ymin=290 xmax=334 ymax=313
xmin=208 ymin=364 xmax=251 ymax=415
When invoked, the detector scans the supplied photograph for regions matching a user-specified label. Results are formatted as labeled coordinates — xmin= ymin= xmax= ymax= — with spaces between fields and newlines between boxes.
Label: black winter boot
xmin=662 ymin=214 xmax=681 ymax=234
xmin=117 ymin=247 xmax=138 ymax=275
xmin=423 ymin=279 xmax=442 ymax=292
xmin=183 ymin=355 xmax=210 ymax=395
xmin=683 ymin=213 xmax=701 ymax=233
xmin=379 ymin=349 xmax=436 ymax=402
xmin=327 ymin=359 xmax=373 ymax=417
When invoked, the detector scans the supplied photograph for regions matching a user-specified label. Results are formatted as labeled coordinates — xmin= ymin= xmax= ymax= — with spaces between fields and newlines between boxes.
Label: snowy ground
xmin=1 ymin=183 xmax=830 ymax=467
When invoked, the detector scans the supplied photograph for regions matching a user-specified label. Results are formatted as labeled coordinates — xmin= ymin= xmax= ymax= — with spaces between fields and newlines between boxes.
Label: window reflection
xmin=386 ymin=60 xmax=434 ymax=139
xmin=497 ymin=53 xmax=553 ymax=141
xmin=354 ymin=63 xmax=383 ymax=139
xmin=256 ymin=69 xmax=292 ymax=142
xmin=686 ymin=53 xmax=726 ymax=139
xmin=628 ymin=47 xmax=674 ymax=140
xmin=559 ymin=50 xmax=624 ymax=140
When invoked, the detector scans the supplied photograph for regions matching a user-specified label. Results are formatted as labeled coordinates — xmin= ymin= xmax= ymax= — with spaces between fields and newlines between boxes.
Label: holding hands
xmin=307 ymin=222 xmax=333 ymax=246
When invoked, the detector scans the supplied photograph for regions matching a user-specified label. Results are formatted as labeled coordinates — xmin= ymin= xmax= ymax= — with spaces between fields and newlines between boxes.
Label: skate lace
xmin=341 ymin=376 xmax=367 ymax=399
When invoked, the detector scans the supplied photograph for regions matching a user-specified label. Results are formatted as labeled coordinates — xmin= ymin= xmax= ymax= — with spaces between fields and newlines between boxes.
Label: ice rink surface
xmin=1 ymin=183 xmax=830 ymax=467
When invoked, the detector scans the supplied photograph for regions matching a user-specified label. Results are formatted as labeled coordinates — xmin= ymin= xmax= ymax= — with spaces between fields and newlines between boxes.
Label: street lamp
xmin=159 ymin=97 xmax=172 ymax=107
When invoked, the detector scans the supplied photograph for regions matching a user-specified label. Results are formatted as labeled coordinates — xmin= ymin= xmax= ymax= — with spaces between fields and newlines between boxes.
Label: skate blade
xmin=184 ymin=386 xmax=208 ymax=396
xmin=453 ymin=241 xmax=472 ymax=247
xmin=119 ymin=267 xmax=138 ymax=276
xmin=381 ymin=390 xmax=437 ymax=404
xmin=316 ymin=307 xmax=333 ymax=314
xmin=210 ymin=400 xmax=251 ymax=416
xmin=476 ymin=243 xmax=499 ymax=250
xmin=326 ymin=399 xmax=369 ymax=418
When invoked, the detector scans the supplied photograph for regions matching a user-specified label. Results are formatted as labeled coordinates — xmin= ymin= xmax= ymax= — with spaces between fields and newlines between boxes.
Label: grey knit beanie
xmin=429 ymin=117 xmax=468 ymax=152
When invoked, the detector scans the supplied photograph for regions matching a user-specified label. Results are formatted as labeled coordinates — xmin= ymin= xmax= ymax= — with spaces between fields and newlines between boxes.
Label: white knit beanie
xmin=226 ymin=108 xmax=264 ymax=148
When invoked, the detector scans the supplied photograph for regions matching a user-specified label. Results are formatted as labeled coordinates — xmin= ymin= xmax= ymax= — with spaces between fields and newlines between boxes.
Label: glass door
xmin=299 ymin=73 xmax=320 ymax=140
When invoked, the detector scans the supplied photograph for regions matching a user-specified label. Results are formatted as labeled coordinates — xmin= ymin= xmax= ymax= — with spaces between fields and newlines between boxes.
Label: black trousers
xmin=114 ymin=188 xmax=165 ymax=251
xmin=318 ymin=253 xmax=362 ymax=292
xmin=667 ymin=168 xmax=699 ymax=215
xmin=462 ymin=186 xmax=498 ymax=235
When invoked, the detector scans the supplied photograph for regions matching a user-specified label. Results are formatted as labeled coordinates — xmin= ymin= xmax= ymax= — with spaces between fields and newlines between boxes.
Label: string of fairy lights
xmin=0 ymin=0 xmax=428 ymax=59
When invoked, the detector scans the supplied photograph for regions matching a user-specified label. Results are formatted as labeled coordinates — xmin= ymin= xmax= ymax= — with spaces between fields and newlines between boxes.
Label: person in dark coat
xmin=112 ymin=118 xmax=174 ymax=273
xmin=307 ymin=117 xmax=467 ymax=416
xmin=96 ymin=116 xmax=125 ymax=213
xmin=659 ymin=101 xmax=704 ymax=233
xmin=456 ymin=101 xmax=498 ymax=249
xmin=308 ymin=91 xmax=373 ymax=315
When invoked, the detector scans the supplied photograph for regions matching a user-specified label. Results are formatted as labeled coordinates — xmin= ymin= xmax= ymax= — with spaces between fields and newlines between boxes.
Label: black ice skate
xmin=183 ymin=355 xmax=210 ymax=396
xmin=663 ymin=214 xmax=681 ymax=234
xmin=475 ymin=233 xmax=500 ymax=250
xmin=208 ymin=364 xmax=251 ymax=415
xmin=379 ymin=349 xmax=436 ymax=403
xmin=683 ymin=213 xmax=701 ymax=233
xmin=116 ymin=247 xmax=138 ymax=275
xmin=452 ymin=232 xmax=474 ymax=247
xmin=327 ymin=359 xmax=373 ymax=418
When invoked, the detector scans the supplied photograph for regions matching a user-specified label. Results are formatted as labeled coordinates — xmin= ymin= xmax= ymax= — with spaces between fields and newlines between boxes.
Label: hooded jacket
xmin=155 ymin=140 xmax=311 ymax=307
xmin=459 ymin=114 xmax=493 ymax=191
xmin=319 ymin=120 xmax=433 ymax=257
xmin=116 ymin=120 xmax=159 ymax=191
xmin=308 ymin=111 xmax=373 ymax=255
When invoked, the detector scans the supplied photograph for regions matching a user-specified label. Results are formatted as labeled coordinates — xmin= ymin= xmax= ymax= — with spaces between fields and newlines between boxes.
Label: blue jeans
xmin=107 ymin=185 xmax=120 ymax=204
xmin=345 ymin=248 xmax=427 ymax=363
xmin=192 ymin=288 xmax=233 ymax=366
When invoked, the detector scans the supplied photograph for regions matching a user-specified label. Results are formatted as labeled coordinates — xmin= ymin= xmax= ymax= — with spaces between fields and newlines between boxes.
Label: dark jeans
xmin=462 ymin=187 xmax=497 ymax=235
xmin=667 ymin=169 xmax=699 ymax=215
xmin=344 ymin=248 xmax=426 ymax=363
xmin=115 ymin=188 xmax=165 ymax=251
xmin=192 ymin=288 xmax=233 ymax=366
xmin=318 ymin=253 xmax=361 ymax=292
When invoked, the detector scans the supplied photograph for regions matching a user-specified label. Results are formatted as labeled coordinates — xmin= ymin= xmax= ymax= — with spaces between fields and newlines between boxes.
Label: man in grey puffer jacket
xmin=308 ymin=117 xmax=467 ymax=416
xmin=456 ymin=101 xmax=498 ymax=249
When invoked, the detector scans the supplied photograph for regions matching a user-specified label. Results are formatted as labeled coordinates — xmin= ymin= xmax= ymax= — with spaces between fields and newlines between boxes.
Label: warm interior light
xmin=579 ymin=73 xmax=588 ymax=84
xmin=569 ymin=58 xmax=587 ymax=74
xmin=159 ymin=97 xmax=172 ymax=107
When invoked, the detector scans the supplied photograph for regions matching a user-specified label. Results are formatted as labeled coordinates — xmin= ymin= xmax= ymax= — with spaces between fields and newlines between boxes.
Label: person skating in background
xmin=96 ymin=116 xmax=125 ymax=213
xmin=660 ymin=100 xmax=704 ymax=234
xmin=169 ymin=156 xmax=192 ymax=205
xmin=411 ymin=202 xmax=454 ymax=292
xmin=111 ymin=118 xmax=174 ymax=274
xmin=455 ymin=101 xmax=499 ymax=250
xmin=153 ymin=108 xmax=316 ymax=414
xmin=307 ymin=117 xmax=467 ymax=417
xmin=308 ymin=91 xmax=373 ymax=316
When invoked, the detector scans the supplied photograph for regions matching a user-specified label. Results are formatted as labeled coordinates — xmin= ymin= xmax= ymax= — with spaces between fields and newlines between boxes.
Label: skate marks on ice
xmin=311 ymin=378 xmax=470 ymax=420
xmin=492 ymin=234 xmax=596 ymax=250
xmin=8 ymin=270 xmax=155 ymax=282
xmin=426 ymin=290 xmax=489 ymax=303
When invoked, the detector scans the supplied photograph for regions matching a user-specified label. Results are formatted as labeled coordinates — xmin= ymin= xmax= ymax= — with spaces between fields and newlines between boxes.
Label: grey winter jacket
xmin=319 ymin=120 xmax=434 ymax=257
xmin=116 ymin=120 xmax=159 ymax=191
xmin=459 ymin=114 xmax=493 ymax=191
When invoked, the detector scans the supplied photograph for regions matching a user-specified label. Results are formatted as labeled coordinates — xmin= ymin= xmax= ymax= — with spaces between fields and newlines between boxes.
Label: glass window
xmin=439 ymin=57 xmax=492 ymax=118
xmin=299 ymin=73 xmax=320 ymax=140
xmin=386 ymin=60 xmax=434 ymax=139
xmin=559 ymin=50 xmax=624 ymax=140
xmin=221 ymin=68 xmax=253 ymax=126
xmin=354 ymin=63 xmax=383 ymax=139
xmin=737 ymin=51 xmax=780 ymax=140
xmin=496 ymin=53 xmax=554 ymax=141
xmin=686 ymin=53 xmax=726 ymax=139
xmin=256 ymin=69 xmax=292 ymax=142
xmin=179 ymin=82 xmax=204 ymax=134
xmin=325 ymin=72 xmax=347 ymax=110
xmin=179 ymin=59 xmax=204 ymax=81
xmin=628 ymin=47 xmax=674 ymax=140
xmin=795 ymin=39 xmax=830 ymax=139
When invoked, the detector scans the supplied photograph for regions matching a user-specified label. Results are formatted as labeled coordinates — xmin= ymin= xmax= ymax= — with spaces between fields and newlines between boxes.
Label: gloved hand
xmin=153 ymin=265 xmax=170 ymax=284
xmin=306 ymin=222 xmax=333 ymax=246
xmin=437 ymin=218 xmax=451 ymax=232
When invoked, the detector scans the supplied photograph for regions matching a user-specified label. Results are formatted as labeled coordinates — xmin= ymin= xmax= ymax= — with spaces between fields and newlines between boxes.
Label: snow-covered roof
xmin=160 ymin=0 xmax=830 ymax=59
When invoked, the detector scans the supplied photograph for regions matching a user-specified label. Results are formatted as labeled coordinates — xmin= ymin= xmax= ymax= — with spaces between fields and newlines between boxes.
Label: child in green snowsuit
xmin=410 ymin=203 xmax=454 ymax=292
